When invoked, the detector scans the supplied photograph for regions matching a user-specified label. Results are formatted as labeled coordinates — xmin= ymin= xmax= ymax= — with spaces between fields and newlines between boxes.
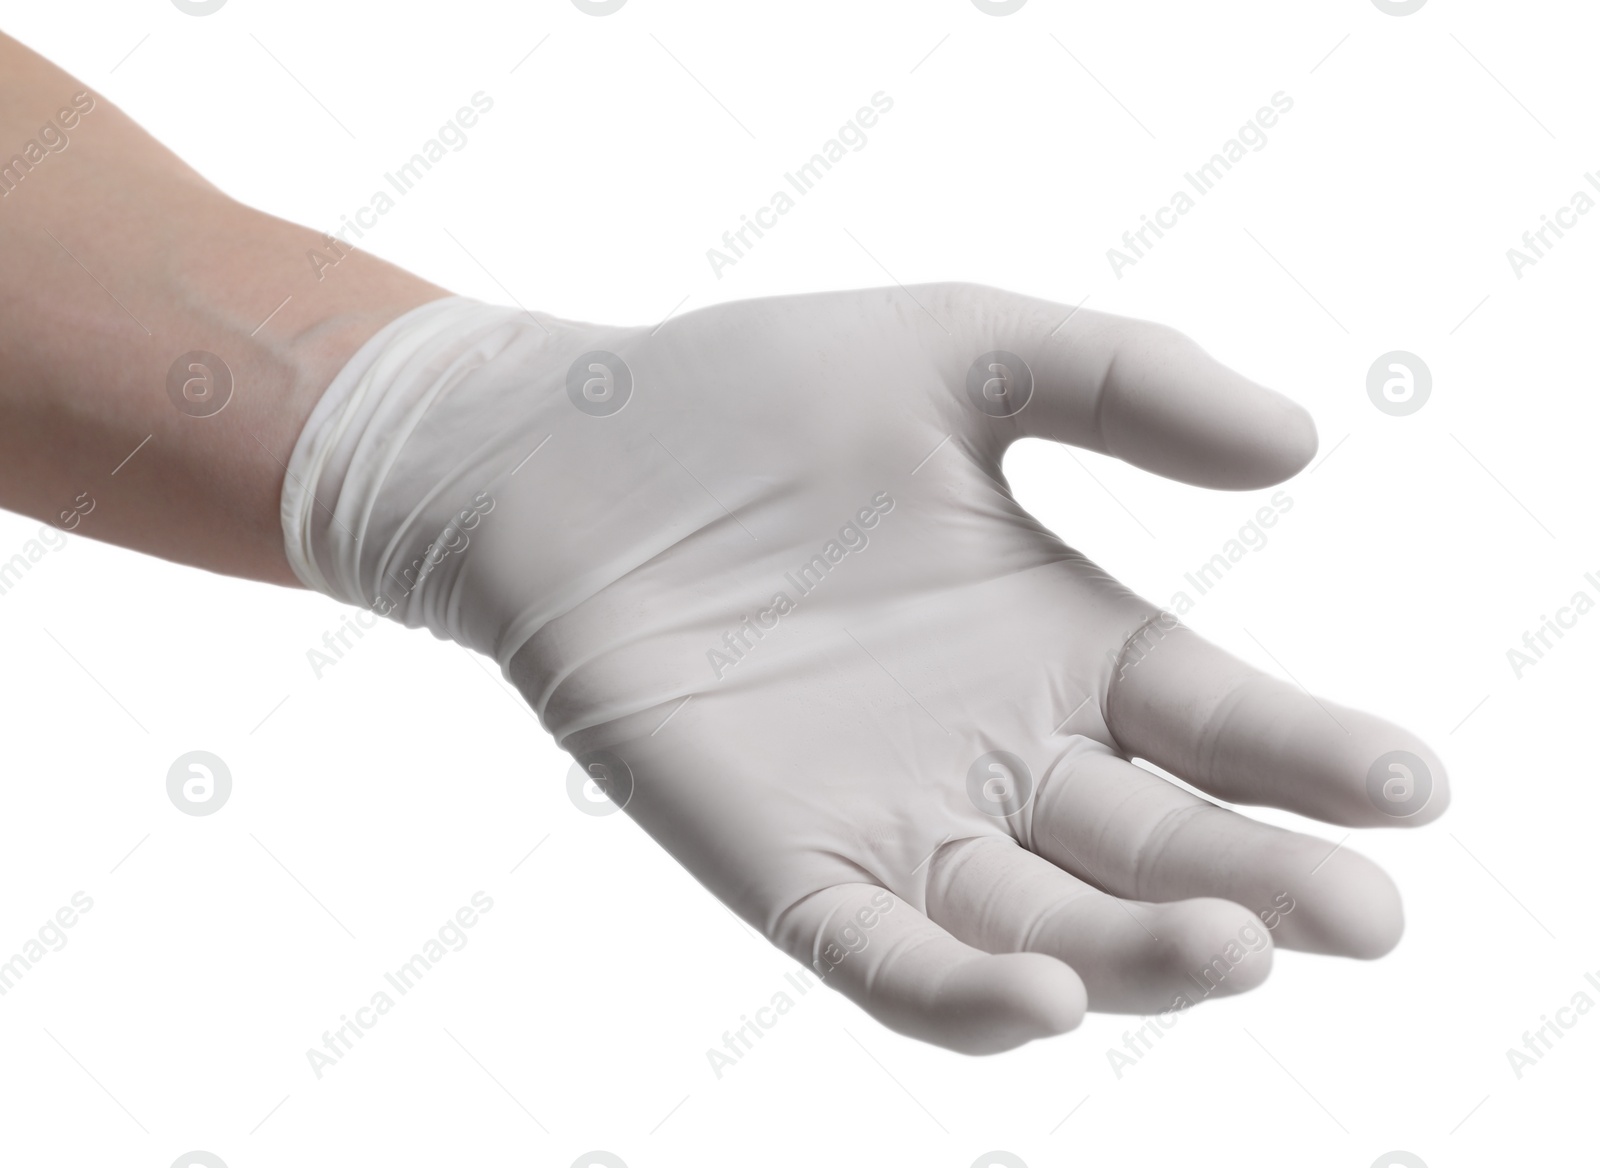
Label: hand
xmin=283 ymin=282 xmax=1448 ymax=1053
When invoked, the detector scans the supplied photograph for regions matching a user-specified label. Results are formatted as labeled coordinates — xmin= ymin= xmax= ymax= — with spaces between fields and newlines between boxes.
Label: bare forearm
xmin=0 ymin=31 xmax=448 ymax=585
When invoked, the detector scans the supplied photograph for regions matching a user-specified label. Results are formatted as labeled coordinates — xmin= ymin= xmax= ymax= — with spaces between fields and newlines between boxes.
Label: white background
xmin=0 ymin=1 xmax=1593 ymax=1165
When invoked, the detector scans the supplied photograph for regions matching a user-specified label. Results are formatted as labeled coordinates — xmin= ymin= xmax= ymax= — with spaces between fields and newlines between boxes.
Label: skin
xmin=0 ymin=31 xmax=446 ymax=585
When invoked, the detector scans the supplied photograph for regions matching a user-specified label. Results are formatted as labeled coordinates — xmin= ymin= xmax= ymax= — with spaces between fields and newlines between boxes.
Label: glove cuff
xmin=280 ymin=294 xmax=485 ymax=605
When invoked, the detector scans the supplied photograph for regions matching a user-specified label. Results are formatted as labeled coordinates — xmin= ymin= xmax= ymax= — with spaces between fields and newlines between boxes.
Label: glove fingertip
xmin=935 ymin=953 xmax=1087 ymax=1054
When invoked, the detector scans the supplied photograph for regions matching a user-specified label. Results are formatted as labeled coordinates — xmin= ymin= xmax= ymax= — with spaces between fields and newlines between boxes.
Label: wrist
xmin=280 ymin=296 xmax=631 ymax=669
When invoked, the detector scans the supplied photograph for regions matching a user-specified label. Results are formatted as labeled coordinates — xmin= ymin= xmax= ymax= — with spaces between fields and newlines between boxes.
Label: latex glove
xmin=282 ymin=283 xmax=1447 ymax=1054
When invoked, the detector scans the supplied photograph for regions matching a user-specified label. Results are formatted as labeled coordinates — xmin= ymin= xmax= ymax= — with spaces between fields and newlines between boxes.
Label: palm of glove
xmin=442 ymin=284 xmax=1448 ymax=1053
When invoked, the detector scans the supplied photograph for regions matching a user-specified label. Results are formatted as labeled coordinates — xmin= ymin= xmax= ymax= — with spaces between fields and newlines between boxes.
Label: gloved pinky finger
xmin=772 ymin=882 xmax=1085 ymax=1055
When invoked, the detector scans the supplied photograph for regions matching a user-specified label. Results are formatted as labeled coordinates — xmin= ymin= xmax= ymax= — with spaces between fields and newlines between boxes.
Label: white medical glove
xmin=282 ymin=282 xmax=1447 ymax=1054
